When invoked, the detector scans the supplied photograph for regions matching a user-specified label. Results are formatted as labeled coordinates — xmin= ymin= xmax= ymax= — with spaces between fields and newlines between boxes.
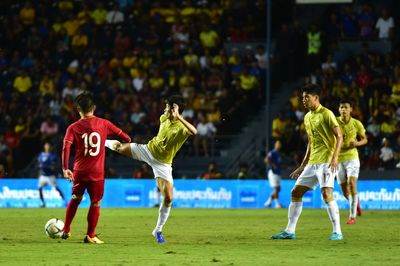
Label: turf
xmin=0 ymin=208 xmax=399 ymax=266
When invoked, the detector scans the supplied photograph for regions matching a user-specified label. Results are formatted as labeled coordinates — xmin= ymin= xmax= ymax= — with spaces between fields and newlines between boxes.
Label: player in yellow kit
xmin=105 ymin=95 xmax=197 ymax=243
xmin=337 ymin=99 xmax=368 ymax=224
xmin=272 ymin=84 xmax=344 ymax=240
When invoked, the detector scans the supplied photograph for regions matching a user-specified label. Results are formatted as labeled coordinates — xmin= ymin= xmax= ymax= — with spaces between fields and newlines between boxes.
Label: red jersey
xmin=62 ymin=116 xmax=131 ymax=181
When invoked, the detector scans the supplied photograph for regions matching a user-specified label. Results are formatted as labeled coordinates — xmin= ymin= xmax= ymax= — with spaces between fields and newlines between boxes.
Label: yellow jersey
xmin=304 ymin=105 xmax=339 ymax=164
xmin=337 ymin=116 xmax=366 ymax=162
xmin=147 ymin=115 xmax=190 ymax=164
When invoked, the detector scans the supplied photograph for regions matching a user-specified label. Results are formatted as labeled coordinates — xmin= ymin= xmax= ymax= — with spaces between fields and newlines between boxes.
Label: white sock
xmin=264 ymin=196 xmax=272 ymax=206
xmin=105 ymin=140 xmax=117 ymax=150
xmin=326 ymin=201 xmax=342 ymax=234
xmin=155 ymin=204 xmax=171 ymax=232
xmin=274 ymin=198 xmax=281 ymax=207
xmin=350 ymin=194 xmax=358 ymax=218
xmin=285 ymin=201 xmax=303 ymax=233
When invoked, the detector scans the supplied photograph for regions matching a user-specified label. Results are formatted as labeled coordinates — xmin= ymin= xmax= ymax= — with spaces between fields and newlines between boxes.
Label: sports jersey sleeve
xmin=326 ymin=110 xmax=339 ymax=130
xmin=62 ymin=126 xmax=74 ymax=170
xmin=106 ymin=120 xmax=131 ymax=142
xmin=160 ymin=114 xmax=167 ymax=123
xmin=356 ymin=120 xmax=366 ymax=137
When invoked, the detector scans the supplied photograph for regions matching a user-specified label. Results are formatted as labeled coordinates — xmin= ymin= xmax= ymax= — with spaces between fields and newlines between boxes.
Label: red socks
xmin=87 ymin=206 xmax=100 ymax=238
xmin=63 ymin=199 xmax=80 ymax=233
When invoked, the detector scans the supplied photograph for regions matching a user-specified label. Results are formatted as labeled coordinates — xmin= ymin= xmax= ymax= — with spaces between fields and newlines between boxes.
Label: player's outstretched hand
xmin=63 ymin=169 xmax=74 ymax=182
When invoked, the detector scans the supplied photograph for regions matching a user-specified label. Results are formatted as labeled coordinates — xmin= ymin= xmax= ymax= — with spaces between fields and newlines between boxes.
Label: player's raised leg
xmin=272 ymin=185 xmax=308 ymax=239
xmin=152 ymin=177 xmax=173 ymax=243
xmin=105 ymin=140 xmax=135 ymax=158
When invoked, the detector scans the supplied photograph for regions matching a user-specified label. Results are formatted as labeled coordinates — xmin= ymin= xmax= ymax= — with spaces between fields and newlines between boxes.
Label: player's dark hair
xmin=165 ymin=94 xmax=185 ymax=114
xmin=339 ymin=98 xmax=353 ymax=106
xmin=302 ymin=84 xmax=321 ymax=97
xmin=75 ymin=92 xmax=95 ymax=114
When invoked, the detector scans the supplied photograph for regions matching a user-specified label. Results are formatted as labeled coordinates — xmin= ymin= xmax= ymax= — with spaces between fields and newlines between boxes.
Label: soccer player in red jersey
xmin=61 ymin=92 xmax=131 ymax=244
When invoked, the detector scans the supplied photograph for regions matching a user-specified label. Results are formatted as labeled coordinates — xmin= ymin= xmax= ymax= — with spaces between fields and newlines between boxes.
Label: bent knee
xmin=91 ymin=200 xmax=101 ymax=207
xmin=72 ymin=194 xmax=83 ymax=202
xmin=291 ymin=187 xmax=306 ymax=199
xmin=163 ymin=195 xmax=173 ymax=206
xmin=321 ymin=189 xmax=334 ymax=202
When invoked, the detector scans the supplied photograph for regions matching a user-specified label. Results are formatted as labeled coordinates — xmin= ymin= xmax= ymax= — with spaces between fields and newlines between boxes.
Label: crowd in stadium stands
xmin=0 ymin=0 xmax=267 ymax=177
xmin=0 ymin=1 xmax=399 ymax=179
xmin=272 ymin=3 xmax=400 ymax=171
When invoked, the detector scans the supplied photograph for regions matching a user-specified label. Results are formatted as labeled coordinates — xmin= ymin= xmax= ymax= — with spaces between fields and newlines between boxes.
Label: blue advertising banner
xmin=0 ymin=179 xmax=399 ymax=209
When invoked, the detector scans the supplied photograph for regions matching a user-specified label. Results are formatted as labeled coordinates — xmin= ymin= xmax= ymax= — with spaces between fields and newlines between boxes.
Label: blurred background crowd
xmin=0 ymin=0 xmax=399 ymax=179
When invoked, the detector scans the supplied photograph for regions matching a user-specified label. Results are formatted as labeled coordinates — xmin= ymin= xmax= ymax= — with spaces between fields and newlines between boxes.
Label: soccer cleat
xmin=346 ymin=217 xmax=356 ymax=224
xmin=61 ymin=231 xmax=70 ymax=240
xmin=84 ymin=235 xmax=104 ymax=244
xmin=357 ymin=199 xmax=362 ymax=216
xmin=152 ymin=230 xmax=166 ymax=243
xmin=271 ymin=230 xmax=296 ymax=240
xmin=329 ymin=232 xmax=344 ymax=240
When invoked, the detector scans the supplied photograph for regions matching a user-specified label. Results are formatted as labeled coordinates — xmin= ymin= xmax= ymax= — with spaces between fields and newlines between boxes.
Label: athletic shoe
xmin=275 ymin=204 xmax=282 ymax=209
xmin=264 ymin=201 xmax=272 ymax=208
xmin=346 ymin=217 xmax=356 ymax=224
xmin=84 ymin=235 xmax=104 ymax=244
xmin=271 ymin=230 xmax=296 ymax=240
xmin=329 ymin=232 xmax=344 ymax=241
xmin=61 ymin=231 xmax=70 ymax=240
xmin=357 ymin=199 xmax=362 ymax=216
xmin=152 ymin=230 xmax=166 ymax=243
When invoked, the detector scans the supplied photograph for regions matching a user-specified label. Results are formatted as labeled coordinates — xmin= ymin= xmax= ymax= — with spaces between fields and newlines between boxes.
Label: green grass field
xmin=0 ymin=208 xmax=399 ymax=266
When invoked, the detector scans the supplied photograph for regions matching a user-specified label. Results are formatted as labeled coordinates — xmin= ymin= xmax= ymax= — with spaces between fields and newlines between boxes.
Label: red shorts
xmin=72 ymin=180 xmax=104 ymax=202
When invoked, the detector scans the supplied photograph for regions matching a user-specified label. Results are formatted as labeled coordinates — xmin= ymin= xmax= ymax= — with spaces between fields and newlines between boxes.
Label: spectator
xmin=306 ymin=23 xmax=321 ymax=72
xmin=19 ymin=1 xmax=36 ymax=26
xmin=237 ymin=163 xmax=249 ymax=179
xmin=91 ymin=2 xmax=108 ymax=26
xmin=358 ymin=4 xmax=375 ymax=39
xmin=13 ymin=70 xmax=32 ymax=94
xmin=40 ymin=116 xmax=59 ymax=141
xmin=194 ymin=113 xmax=217 ymax=157
xmin=199 ymin=24 xmax=220 ymax=53
xmin=106 ymin=3 xmax=125 ymax=24
xmin=341 ymin=5 xmax=358 ymax=38
xmin=379 ymin=137 xmax=394 ymax=169
xmin=366 ymin=117 xmax=381 ymax=138
xmin=134 ymin=163 xmax=153 ymax=179
xmin=62 ymin=79 xmax=79 ymax=99
xmin=271 ymin=111 xmax=287 ymax=141
xmin=39 ymin=74 xmax=55 ymax=95
xmin=201 ymin=161 xmax=223 ymax=180
xmin=375 ymin=8 xmax=394 ymax=40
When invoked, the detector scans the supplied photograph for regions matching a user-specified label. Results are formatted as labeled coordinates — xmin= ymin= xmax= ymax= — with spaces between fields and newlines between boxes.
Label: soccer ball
xmin=45 ymin=218 xmax=64 ymax=239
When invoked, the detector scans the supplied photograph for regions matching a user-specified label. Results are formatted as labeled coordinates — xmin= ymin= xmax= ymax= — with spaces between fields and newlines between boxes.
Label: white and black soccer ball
xmin=44 ymin=218 xmax=64 ymax=239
